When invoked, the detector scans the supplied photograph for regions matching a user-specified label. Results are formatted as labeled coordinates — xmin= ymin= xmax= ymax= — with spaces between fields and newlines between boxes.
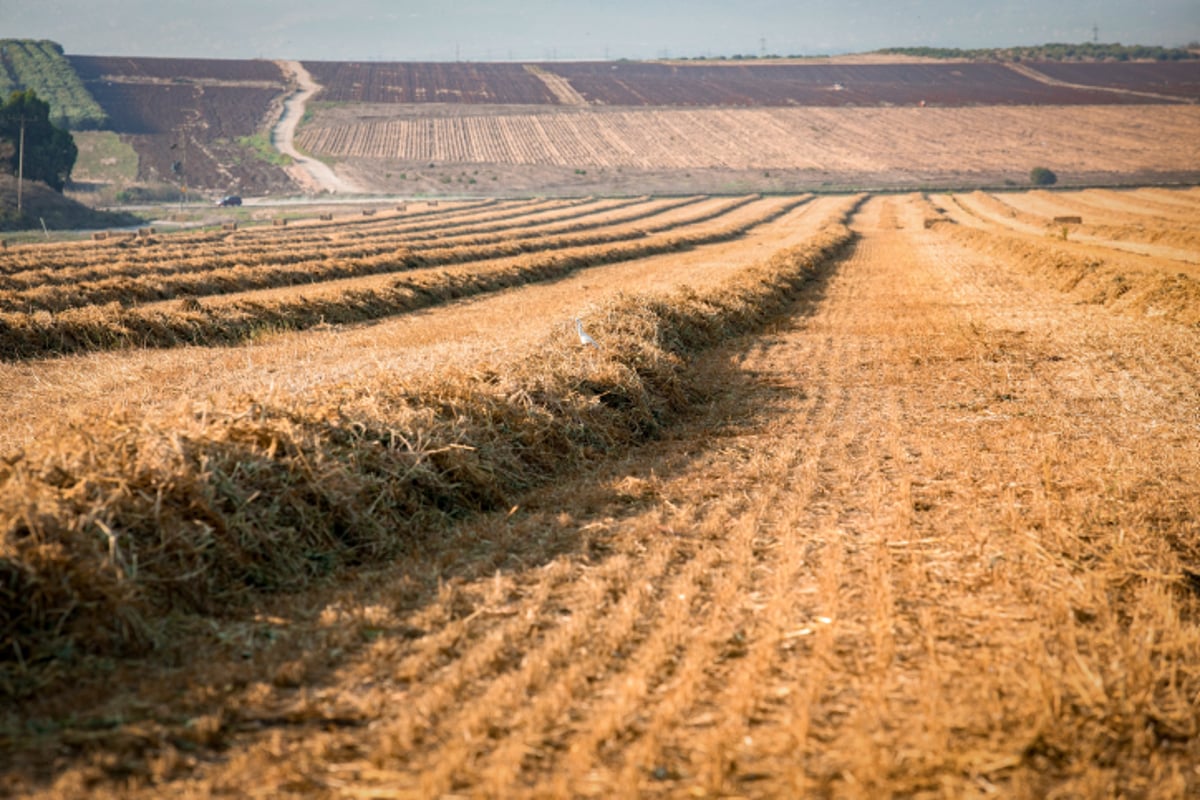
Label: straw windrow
xmin=0 ymin=205 xmax=860 ymax=695
xmin=0 ymin=196 xmax=805 ymax=361
xmin=940 ymin=224 xmax=1200 ymax=328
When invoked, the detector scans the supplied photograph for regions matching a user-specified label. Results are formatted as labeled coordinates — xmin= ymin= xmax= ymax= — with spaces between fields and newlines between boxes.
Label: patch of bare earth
xmin=7 ymin=194 xmax=1199 ymax=798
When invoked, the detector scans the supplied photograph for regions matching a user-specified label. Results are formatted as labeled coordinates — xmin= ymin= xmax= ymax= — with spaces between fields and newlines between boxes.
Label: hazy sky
xmin=3 ymin=1 xmax=1198 ymax=61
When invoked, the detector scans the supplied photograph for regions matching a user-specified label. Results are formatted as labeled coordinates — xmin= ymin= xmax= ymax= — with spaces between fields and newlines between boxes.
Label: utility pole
xmin=1093 ymin=24 xmax=1099 ymax=43
xmin=16 ymin=115 xmax=24 ymax=217
xmin=174 ymin=126 xmax=188 ymax=212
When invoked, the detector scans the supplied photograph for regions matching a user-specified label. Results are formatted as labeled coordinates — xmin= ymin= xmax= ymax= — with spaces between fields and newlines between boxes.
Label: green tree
xmin=1030 ymin=166 xmax=1058 ymax=187
xmin=0 ymin=89 xmax=77 ymax=192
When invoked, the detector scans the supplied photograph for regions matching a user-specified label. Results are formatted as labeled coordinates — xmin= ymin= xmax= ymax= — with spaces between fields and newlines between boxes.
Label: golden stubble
xmin=5 ymin=193 xmax=1199 ymax=799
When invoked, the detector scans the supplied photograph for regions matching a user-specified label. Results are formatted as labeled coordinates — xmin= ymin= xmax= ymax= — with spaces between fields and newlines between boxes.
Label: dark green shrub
xmin=1030 ymin=167 xmax=1058 ymax=187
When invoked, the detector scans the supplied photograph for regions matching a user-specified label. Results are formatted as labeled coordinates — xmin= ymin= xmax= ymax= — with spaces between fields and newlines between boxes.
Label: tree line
xmin=0 ymin=39 xmax=108 ymax=130
xmin=0 ymin=90 xmax=78 ymax=193
xmin=877 ymin=43 xmax=1199 ymax=62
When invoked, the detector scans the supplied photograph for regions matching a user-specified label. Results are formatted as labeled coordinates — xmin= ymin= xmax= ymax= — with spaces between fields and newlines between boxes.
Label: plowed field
xmin=67 ymin=54 xmax=295 ymax=195
xmin=300 ymin=59 xmax=1200 ymax=107
xmin=3 ymin=191 xmax=1199 ymax=799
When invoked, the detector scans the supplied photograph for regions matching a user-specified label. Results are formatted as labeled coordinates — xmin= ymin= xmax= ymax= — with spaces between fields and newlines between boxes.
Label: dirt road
xmin=273 ymin=60 xmax=360 ymax=194
xmin=11 ymin=196 xmax=1200 ymax=798
xmin=1005 ymin=61 xmax=1197 ymax=104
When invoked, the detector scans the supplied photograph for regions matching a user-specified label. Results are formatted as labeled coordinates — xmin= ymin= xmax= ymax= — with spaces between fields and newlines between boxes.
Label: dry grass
xmin=0 ymin=197 xmax=684 ymax=308
xmin=3 ymin=192 xmax=1199 ymax=799
xmin=925 ymin=189 xmax=1200 ymax=329
xmin=0 ymin=196 xmax=854 ymax=463
xmin=0 ymin=196 xmax=806 ymax=360
xmin=989 ymin=189 xmax=1200 ymax=253
xmin=299 ymin=104 xmax=1200 ymax=183
xmin=936 ymin=188 xmax=1200 ymax=266
xmin=946 ymin=225 xmax=1200 ymax=327
xmin=0 ymin=203 xmax=857 ymax=696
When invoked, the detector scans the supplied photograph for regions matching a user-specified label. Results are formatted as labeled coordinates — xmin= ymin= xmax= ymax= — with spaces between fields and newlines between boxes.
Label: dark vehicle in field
xmin=217 ymin=195 xmax=243 ymax=207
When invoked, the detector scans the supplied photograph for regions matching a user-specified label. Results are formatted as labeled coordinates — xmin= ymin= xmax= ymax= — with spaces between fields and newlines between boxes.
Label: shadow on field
xmin=0 ymin=233 xmax=850 ymax=794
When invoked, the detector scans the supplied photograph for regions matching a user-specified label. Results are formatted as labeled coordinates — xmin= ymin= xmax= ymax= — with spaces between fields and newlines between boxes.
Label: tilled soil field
xmin=2 ymin=191 xmax=1199 ymax=799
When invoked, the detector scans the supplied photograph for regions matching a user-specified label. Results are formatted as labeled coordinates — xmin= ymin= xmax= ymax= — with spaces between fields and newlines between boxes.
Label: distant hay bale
xmin=1053 ymin=216 xmax=1082 ymax=225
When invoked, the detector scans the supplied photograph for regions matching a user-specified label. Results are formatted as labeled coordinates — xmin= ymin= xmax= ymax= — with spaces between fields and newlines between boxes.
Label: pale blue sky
xmin=2 ymin=1 xmax=1197 ymax=61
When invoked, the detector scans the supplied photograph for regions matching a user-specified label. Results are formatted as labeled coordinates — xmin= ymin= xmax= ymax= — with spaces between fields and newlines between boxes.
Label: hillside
xmin=0 ymin=39 xmax=106 ymax=129
xmin=301 ymin=58 xmax=1200 ymax=106
xmin=66 ymin=54 xmax=296 ymax=199
xmin=88 ymin=55 xmax=1200 ymax=196
xmin=2 ymin=45 xmax=1196 ymax=199
xmin=0 ymin=174 xmax=142 ymax=231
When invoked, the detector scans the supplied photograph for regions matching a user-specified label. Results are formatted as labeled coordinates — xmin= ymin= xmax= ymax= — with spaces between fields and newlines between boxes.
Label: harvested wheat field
xmin=2 ymin=190 xmax=1200 ymax=798
xmin=301 ymin=103 xmax=1200 ymax=194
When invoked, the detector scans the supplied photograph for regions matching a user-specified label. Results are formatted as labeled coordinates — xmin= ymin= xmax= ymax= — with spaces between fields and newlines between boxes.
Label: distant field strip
xmin=296 ymin=105 xmax=1200 ymax=174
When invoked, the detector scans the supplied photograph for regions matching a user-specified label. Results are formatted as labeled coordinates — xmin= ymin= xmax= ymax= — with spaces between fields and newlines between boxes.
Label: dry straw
xmin=0 ymin=196 xmax=691 ymax=311
xmin=0 ymin=197 xmax=801 ymax=361
xmin=0 ymin=207 xmax=859 ymax=696
xmin=944 ymin=225 xmax=1200 ymax=329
